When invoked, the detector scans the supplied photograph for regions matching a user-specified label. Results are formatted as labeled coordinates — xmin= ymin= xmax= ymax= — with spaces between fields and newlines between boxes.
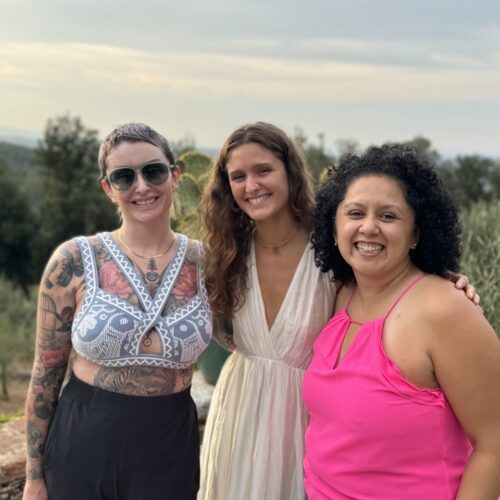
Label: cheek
xmin=335 ymin=217 xmax=353 ymax=239
xmin=229 ymin=182 xmax=244 ymax=203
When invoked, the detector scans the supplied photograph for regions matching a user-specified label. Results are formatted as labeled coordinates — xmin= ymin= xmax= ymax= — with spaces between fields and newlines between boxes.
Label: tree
xmin=34 ymin=114 xmax=118 ymax=271
xmin=0 ymin=158 xmax=37 ymax=287
xmin=293 ymin=127 xmax=334 ymax=181
xmin=402 ymin=135 xmax=441 ymax=166
xmin=334 ymin=138 xmax=361 ymax=159
xmin=452 ymin=155 xmax=499 ymax=207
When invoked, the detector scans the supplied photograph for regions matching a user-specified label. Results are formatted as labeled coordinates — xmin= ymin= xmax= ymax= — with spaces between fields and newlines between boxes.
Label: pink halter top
xmin=302 ymin=275 xmax=471 ymax=499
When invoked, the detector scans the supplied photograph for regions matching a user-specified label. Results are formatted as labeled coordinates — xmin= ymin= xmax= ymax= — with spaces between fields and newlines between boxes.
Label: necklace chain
xmin=117 ymin=231 xmax=176 ymax=259
xmin=255 ymin=229 xmax=298 ymax=250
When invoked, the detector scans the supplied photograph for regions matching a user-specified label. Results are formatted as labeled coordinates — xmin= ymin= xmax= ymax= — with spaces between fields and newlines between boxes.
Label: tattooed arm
xmin=23 ymin=241 xmax=81 ymax=500
xmin=212 ymin=316 xmax=236 ymax=352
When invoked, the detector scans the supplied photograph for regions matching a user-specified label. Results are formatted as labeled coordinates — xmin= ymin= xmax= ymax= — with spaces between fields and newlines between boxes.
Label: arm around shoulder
xmin=426 ymin=283 xmax=500 ymax=499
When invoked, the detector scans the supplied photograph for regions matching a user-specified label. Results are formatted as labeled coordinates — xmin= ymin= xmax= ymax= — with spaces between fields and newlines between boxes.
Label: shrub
xmin=0 ymin=276 xmax=37 ymax=400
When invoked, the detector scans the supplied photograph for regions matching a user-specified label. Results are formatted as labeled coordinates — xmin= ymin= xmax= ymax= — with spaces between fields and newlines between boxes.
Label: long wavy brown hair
xmin=201 ymin=122 xmax=315 ymax=318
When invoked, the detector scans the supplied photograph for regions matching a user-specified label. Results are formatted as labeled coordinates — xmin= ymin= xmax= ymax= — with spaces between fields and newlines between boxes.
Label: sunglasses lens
xmin=109 ymin=168 xmax=136 ymax=191
xmin=142 ymin=163 xmax=170 ymax=185
xmin=107 ymin=163 xmax=171 ymax=191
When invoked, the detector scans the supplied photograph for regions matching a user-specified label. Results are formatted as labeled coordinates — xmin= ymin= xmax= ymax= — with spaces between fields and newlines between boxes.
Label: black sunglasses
xmin=104 ymin=162 xmax=173 ymax=191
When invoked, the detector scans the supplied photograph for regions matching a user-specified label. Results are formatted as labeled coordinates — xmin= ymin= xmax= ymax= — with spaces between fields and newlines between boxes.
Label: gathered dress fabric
xmin=199 ymin=243 xmax=336 ymax=500
xmin=303 ymin=275 xmax=472 ymax=500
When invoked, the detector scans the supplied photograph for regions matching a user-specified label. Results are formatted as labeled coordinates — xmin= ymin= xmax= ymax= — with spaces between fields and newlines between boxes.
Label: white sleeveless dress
xmin=199 ymin=243 xmax=336 ymax=500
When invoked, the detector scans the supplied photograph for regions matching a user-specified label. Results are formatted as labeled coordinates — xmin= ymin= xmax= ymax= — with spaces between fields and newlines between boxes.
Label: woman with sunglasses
xmin=198 ymin=122 xmax=480 ymax=500
xmin=22 ymin=123 xmax=212 ymax=500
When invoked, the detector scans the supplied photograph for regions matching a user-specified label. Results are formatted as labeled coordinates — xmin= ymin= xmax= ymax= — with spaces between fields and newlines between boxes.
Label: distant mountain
xmin=0 ymin=127 xmax=40 ymax=148
xmin=0 ymin=141 xmax=38 ymax=178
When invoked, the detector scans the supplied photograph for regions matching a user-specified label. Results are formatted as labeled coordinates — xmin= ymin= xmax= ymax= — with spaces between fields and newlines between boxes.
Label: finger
xmin=454 ymin=277 xmax=467 ymax=289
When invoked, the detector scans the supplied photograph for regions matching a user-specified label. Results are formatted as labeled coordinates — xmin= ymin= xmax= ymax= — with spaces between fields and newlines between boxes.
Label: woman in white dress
xmin=198 ymin=122 xmax=479 ymax=500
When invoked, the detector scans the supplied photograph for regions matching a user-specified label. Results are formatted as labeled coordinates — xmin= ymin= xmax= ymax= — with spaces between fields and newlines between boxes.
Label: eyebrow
xmin=112 ymin=158 xmax=164 ymax=169
xmin=343 ymin=202 xmax=402 ymax=211
xmin=227 ymin=161 xmax=273 ymax=172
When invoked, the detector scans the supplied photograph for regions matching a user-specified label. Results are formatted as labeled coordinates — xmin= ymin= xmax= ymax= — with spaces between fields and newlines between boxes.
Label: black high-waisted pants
xmin=43 ymin=374 xmax=199 ymax=500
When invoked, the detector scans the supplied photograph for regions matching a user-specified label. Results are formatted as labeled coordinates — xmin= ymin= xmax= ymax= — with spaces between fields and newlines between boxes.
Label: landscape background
xmin=1 ymin=0 xmax=499 ymax=419
xmin=0 ymin=113 xmax=499 ymax=420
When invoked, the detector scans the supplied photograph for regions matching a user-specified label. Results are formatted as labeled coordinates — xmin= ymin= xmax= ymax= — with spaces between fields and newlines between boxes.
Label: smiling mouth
xmin=133 ymin=197 xmax=158 ymax=206
xmin=355 ymin=242 xmax=384 ymax=254
xmin=247 ymin=194 xmax=271 ymax=206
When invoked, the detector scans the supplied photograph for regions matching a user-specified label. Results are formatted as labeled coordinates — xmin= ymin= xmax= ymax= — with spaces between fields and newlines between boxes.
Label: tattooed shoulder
xmin=91 ymin=235 xmax=114 ymax=264
xmin=42 ymin=239 xmax=84 ymax=291
xmin=184 ymin=237 xmax=203 ymax=266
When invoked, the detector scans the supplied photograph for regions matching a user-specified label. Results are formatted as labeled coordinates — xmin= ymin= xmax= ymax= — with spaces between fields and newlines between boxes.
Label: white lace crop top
xmin=71 ymin=232 xmax=212 ymax=369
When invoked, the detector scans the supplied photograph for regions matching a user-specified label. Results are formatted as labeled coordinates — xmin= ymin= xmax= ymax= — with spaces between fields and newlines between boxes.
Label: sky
xmin=1 ymin=0 xmax=499 ymax=157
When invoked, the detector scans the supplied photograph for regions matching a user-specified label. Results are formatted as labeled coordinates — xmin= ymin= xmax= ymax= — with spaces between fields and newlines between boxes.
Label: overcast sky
xmin=1 ymin=0 xmax=499 ymax=156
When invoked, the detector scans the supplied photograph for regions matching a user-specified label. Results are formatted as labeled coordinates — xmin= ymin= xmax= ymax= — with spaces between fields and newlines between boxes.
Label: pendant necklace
xmin=117 ymin=231 xmax=176 ymax=348
xmin=255 ymin=229 xmax=298 ymax=250
xmin=117 ymin=231 xmax=177 ymax=282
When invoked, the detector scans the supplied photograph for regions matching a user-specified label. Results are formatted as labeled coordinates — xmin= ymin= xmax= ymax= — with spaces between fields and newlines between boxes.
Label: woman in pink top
xmin=303 ymin=144 xmax=500 ymax=499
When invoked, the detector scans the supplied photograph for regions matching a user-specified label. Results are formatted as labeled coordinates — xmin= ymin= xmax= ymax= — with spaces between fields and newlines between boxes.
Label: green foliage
xmin=460 ymin=200 xmax=500 ymax=335
xmin=34 ymin=114 xmax=118 ymax=272
xmin=178 ymin=150 xmax=212 ymax=179
xmin=446 ymin=155 xmax=500 ymax=208
xmin=0 ymin=410 xmax=23 ymax=424
xmin=0 ymin=159 xmax=38 ymax=286
xmin=173 ymin=153 xmax=209 ymax=238
xmin=0 ymin=276 xmax=37 ymax=400
xmin=174 ymin=211 xmax=202 ymax=240
xmin=175 ymin=173 xmax=202 ymax=218
xmin=402 ymin=135 xmax=441 ymax=166
xmin=293 ymin=127 xmax=334 ymax=182
xmin=173 ymin=171 xmax=203 ymax=239
xmin=0 ymin=141 xmax=36 ymax=180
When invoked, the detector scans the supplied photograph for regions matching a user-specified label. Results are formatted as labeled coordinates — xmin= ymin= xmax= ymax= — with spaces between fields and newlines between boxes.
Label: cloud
xmin=1 ymin=42 xmax=500 ymax=106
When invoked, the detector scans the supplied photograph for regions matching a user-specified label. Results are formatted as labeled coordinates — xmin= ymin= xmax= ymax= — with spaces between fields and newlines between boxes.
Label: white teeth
xmin=134 ymin=198 xmax=156 ymax=205
xmin=248 ymin=195 xmax=269 ymax=205
xmin=356 ymin=242 xmax=383 ymax=253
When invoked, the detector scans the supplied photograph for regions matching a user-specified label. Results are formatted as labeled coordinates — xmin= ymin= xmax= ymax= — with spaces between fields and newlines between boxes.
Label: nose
xmin=359 ymin=216 xmax=379 ymax=235
xmin=245 ymin=176 xmax=259 ymax=193
xmin=134 ymin=171 xmax=150 ymax=192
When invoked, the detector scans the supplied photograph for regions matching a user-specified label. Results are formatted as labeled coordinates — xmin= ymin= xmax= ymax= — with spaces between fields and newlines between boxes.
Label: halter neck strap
xmin=384 ymin=273 xmax=426 ymax=320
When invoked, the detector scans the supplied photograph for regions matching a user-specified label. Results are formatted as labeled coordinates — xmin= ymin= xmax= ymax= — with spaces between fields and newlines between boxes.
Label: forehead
xmin=226 ymin=142 xmax=282 ymax=172
xmin=343 ymin=175 xmax=408 ymax=204
xmin=107 ymin=141 xmax=167 ymax=169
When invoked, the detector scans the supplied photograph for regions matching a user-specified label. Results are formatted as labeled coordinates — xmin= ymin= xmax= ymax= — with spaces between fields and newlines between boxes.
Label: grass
xmin=460 ymin=200 xmax=500 ymax=335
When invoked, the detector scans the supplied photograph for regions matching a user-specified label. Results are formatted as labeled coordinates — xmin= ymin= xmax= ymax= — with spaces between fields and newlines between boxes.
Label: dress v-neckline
xmin=252 ymin=241 xmax=310 ymax=335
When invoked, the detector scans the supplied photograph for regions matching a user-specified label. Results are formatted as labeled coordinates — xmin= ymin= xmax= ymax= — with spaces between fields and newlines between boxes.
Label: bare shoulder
xmin=419 ymin=274 xmax=497 ymax=343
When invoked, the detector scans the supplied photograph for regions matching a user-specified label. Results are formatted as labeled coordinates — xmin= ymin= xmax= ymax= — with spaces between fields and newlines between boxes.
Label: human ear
xmin=101 ymin=179 xmax=117 ymax=204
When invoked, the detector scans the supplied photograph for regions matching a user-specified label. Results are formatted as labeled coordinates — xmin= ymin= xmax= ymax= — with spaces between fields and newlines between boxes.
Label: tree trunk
xmin=1 ymin=362 xmax=9 ymax=401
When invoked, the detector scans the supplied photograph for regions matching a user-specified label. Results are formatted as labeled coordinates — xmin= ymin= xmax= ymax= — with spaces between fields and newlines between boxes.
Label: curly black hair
xmin=311 ymin=143 xmax=461 ymax=284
